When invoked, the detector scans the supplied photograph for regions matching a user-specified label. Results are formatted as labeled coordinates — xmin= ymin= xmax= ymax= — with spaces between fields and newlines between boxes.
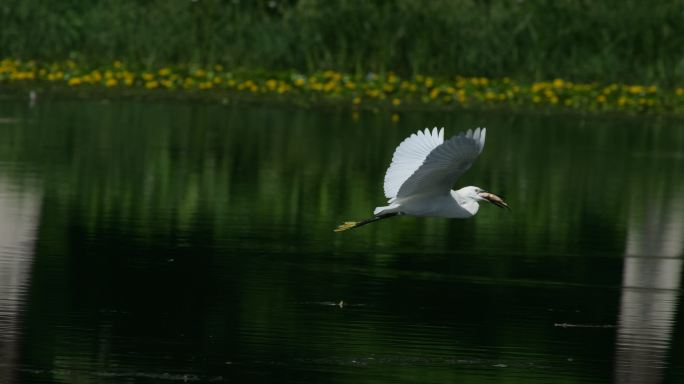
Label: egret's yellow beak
xmin=478 ymin=191 xmax=510 ymax=210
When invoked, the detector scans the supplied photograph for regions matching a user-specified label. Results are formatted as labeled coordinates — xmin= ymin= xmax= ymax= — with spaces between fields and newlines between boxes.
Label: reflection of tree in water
xmin=615 ymin=153 xmax=684 ymax=384
xmin=0 ymin=177 xmax=41 ymax=383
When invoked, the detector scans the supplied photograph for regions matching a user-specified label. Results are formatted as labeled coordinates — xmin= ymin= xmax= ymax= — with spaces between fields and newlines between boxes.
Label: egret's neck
xmin=451 ymin=189 xmax=480 ymax=216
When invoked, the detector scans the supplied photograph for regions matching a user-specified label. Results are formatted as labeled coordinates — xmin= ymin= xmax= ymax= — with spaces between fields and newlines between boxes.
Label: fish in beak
xmin=478 ymin=191 xmax=510 ymax=210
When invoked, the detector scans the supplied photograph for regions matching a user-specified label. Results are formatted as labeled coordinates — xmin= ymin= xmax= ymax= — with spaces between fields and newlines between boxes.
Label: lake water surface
xmin=0 ymin=100 xmax=683 ymax=383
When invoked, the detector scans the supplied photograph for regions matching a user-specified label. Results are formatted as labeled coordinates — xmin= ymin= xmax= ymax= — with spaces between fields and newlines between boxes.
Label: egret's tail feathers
xmin=374 ymin=203 xmax=400 ymax=215
xmin=334 ymin=221 xmax=359 ymax=232
xmin=333 ymin=212 xmax=401 ymax=233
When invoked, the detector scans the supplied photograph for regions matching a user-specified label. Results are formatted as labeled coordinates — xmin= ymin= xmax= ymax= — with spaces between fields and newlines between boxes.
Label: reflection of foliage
xmin=1 ymin=101 xmax=683 ymax=266
xmin=1 ymin=101 xmax=683 ymax=382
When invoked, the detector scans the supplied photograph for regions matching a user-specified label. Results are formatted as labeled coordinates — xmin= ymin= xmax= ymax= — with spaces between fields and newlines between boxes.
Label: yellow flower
xmin=628 ymin=85 xmax=644 ymax=94
xmin=424 ymin=77 xmax=434 ymax=88
xmin=105 ymin=78 xmax=117 ymax=87
xmin=365 ymin=89 xmax=380 ymax=98
xmin=391 ymin=113 xmax=400 ymax=123
xmin=266 ymin=79 xmax=278 ymax=90
xmin=158 ymin=68 xmax=171 ymax=76
xmin=142 ymin=72 xmax=154 ymax=81
xmin=323 ymin=81 xmax=336 ymax=92
xmin=145 ymin=80 xmax=159 ymax=89
xmin=352 ymin=96 xmax=361 ymax=105
xmin=294 ymin=78 xmax=305 ymax=87
xmin=456 ymin=90 xmax=467 ymax=103
xmin=68 ymin=77 xmax=82 ymax=86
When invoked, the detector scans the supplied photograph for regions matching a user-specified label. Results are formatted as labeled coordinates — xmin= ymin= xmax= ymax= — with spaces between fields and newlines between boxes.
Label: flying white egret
xmin=335 ymin=127 xmax=508 ymax=232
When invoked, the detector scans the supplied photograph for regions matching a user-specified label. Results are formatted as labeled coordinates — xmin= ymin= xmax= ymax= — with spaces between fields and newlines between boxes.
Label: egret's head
xmin=462 ymin=186 xmax=510 ymax=210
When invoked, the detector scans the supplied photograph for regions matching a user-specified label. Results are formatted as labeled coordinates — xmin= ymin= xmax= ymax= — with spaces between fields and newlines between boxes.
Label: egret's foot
xmin=334 ymin=221 xmax=358 ymax=232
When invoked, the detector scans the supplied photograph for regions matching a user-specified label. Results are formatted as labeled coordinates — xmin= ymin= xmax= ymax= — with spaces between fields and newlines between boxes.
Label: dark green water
xmin=0 ymin=100 xmax=683 ymax=383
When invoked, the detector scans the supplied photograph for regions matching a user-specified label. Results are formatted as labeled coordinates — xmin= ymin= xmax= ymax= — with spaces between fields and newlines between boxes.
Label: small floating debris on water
xmin=299 ymin=300 xmax=366 ymax=308
xmin=93 ymin=370 xmax=204 ymax=381
xmin=0 ymin=117 xmax=21 ymax=124
xmin=29 ymin=90 xmax=37 ymax=107
xmin=547 ymin=308 xmax=582 ymax=313
xmin=554 ymin=323 xmax=615 ymax=328
xmin=492 ymin=363 xmax=507 ymax=368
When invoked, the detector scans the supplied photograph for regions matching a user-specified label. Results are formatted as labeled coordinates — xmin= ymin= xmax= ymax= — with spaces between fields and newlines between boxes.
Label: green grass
xmin=2 ymin=0 xmax=684 ymax=84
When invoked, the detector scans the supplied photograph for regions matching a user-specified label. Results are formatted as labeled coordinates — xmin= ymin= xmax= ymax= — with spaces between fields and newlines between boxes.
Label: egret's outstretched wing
xmin=394 ymin=127 xmax=486 ymax=200
xmin=383 ymin=127 xmax=444 ymax=199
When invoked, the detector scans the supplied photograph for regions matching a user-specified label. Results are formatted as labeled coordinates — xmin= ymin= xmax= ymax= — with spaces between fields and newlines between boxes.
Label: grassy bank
xmin=2 ymin=1 xmax=684 ymax=85
xmin=2 ymin=58 xmax=683 ymax=115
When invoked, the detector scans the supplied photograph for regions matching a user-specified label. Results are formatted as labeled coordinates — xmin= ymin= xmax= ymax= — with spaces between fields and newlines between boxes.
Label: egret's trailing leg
xmin=334 ymin=212 xmax=401 ymax=232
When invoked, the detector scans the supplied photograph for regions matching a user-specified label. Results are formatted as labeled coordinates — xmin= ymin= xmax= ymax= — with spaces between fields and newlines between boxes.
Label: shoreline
xmin=2 ymin=59 xmax=684 ymax=118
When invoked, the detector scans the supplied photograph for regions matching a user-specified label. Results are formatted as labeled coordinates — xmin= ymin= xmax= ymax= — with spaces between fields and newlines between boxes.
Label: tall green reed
xmin=2 ymin=0 xmax=684 ymax=84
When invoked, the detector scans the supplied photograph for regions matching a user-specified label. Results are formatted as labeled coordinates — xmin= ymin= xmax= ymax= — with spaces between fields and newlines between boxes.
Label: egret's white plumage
xmin=334 ymin=127 xmax=507 ymax=232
